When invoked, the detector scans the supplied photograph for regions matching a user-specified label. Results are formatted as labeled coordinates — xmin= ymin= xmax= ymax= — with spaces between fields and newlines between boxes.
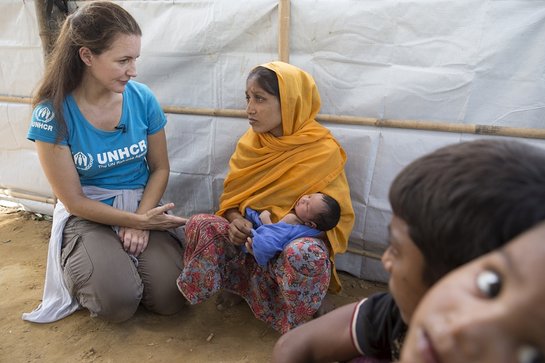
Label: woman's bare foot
xmin=216 ymin=290 xmax=243 ymax=311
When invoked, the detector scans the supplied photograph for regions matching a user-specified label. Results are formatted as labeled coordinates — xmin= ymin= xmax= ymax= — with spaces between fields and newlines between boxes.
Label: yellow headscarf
xmin=217 ymin=61 xmax=355 ymax=292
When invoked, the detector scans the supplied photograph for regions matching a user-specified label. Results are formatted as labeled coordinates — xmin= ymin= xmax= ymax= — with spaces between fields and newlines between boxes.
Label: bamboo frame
xmin=167 ymin=108 xmax=545 ymax=139
xmin=1 ymin=96 xmax=32 ymax=104
xmin=346 ymin=247 xmax=383 ymax=261
xmin=3 ymin=96 xmax=544 ymax=139
xmin=0 ymin=188 xmax=56 ymax=205
xmin=163 ymin=105 xmax=545 ymax=139
xmin=315 ymin=114 xmax=545 ymax=139
xmin=163 ymin=105 xmax=246 ymax=118
xmin=278 ymin=0 xmax=291 ymax=63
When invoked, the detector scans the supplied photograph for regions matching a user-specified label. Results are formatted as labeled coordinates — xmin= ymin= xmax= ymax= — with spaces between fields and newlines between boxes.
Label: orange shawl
xmin=217 ymin=61 xmax=355 ymax=292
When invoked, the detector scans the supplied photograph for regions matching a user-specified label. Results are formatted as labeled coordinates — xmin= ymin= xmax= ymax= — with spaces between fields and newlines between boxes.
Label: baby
xmin=245 ymin=193 xmax=340 ymax=266
xmin=260 ymin=192 xmax=340 ymax=231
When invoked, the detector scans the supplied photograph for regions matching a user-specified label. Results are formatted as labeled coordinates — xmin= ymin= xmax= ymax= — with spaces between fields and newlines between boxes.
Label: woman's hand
xmin=118 ymin=227 xmax=149 ymax=256
xmin=34 ymin=141 xmax=186 ymax=230
xmin=228 ymin=217 xmax=253 ymax=246
xmin=141 ymin=203 xmax=188 ymax=230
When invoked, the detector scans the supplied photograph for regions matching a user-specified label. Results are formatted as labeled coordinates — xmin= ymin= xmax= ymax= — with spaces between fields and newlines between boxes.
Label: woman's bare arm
xmin=35 ymin=140 xmax=186 ymax=230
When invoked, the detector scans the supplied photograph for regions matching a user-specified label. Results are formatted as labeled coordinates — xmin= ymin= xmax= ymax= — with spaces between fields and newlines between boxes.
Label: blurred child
xmin=272 ymin=139 xmax=545 ymax=362
xmin=400 ymin=222 xmax=545 ymax=363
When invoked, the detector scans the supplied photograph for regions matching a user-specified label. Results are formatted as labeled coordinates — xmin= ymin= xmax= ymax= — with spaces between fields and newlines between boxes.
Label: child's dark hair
xmin=247 ymin=66 xmax=280 ymax=98
xmin=389 ymin=139 xmax=545 ymax=286
xmin=314 ymin=193 xmax=341 ymax=231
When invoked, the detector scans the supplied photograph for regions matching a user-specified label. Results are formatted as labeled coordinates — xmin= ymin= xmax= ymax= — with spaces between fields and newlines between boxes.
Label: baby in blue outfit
xmin=245 ymin=193 xmax=340 ymax=266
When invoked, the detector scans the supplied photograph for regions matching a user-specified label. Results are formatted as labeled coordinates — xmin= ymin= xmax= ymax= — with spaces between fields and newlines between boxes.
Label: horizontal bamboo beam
xmin=0 ymin=188 xmax=56 ymax=205
xmin=346 ymin=247 xmax=383 ymax=261
xmin=2 ymin=96 xmax=544 ymax=139
xmin=0 ymin=95 xmax=32 ymax=104
xmin=315 ymin=114 xmax=545 ymax=139
xmin=164 ymin=105 xmax=545 ymax=139
xmin=163 ymin=105 xmax=246 ymax=118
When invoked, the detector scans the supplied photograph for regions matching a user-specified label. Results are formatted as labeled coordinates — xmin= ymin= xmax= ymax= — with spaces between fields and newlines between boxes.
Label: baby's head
xmin=294 ymin=193 xmax=340 ymax=231
xmin=384 ymin=139 xmax=545 ymax=323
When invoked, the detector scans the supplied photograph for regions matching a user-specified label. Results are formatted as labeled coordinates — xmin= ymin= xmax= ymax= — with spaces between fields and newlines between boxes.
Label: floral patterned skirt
xmin=176 ymin=214 xmax=331 ymax=333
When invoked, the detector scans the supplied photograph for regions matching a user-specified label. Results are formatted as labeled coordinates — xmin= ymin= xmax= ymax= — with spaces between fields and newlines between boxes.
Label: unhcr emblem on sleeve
xmin=32 ymin=105 xmax=55 ymax=132
xmin=73 ymin=152 xmax=94 ymax=171
xmin=35 ymin=105 xmax=55 ymax=123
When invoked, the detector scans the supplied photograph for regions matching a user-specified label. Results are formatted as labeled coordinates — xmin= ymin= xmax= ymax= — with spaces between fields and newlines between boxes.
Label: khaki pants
xmin=61 ymin=216 xmax=185 ymax=322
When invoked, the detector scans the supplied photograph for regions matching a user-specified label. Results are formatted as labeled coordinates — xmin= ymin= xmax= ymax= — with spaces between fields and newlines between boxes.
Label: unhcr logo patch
xmin=97 ymin=140 xmax=147 ymax=166
xmin=35 ymin=105 xmax=55 ymax=123
xmin=73 ymin=152 xmax=94 ymax=171
xmin=31 ymin=105 xmax=55 ymax=132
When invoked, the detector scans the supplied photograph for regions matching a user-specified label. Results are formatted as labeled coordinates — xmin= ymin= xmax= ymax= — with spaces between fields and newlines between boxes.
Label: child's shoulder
xmin=356 ymin=292 xmax=403 ymax=326
xmin=352 ymin=292 xmax=407 ymax=359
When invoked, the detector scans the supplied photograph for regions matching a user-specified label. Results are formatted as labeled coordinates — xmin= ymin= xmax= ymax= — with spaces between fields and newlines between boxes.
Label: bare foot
xmin=313 ymin=294 xmax=336 ymax=318
xmin=216 ymin=290 xmax=243 ymax=311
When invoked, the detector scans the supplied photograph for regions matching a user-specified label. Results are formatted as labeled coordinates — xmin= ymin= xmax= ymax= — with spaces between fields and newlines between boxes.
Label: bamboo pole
xmin=346 ymin=247 xmax=383 ymax=261
xmin=162 ymin=105 xmax=545 ymax=139
xmin=314 ymin=114 xmax=545 ymax=139
xmin=162 ymin=105 xmax=246 ymax=118
xmin=0 ymin=188 xmax=56 ymax=205
xmin=3 ymin=96 xmax=545 ymax=139
xmin=0 ymin=96 xmax=32 ymax=104
xmin=278 ymin=0 xmax=291 ymax=63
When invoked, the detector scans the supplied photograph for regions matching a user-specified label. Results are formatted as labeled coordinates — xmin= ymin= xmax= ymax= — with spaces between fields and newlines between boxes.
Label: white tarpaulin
xmin=1 ymin=0 xmax=545 ymax=282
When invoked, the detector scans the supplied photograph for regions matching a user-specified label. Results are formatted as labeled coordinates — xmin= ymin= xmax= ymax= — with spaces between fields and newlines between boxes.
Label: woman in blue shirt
xmin=24 ymin=1 xmax=187 ymax=323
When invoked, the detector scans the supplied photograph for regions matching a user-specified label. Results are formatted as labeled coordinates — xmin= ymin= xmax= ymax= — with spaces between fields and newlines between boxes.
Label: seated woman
xmin=23 ymin=2 xmax=187 ymax=324
xmin=176 ymin=61 xmax=355 ymax=333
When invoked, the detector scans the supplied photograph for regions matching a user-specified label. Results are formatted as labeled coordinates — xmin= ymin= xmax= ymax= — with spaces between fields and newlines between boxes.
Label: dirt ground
xmin=0 ymin=206 xmax=386 ymax=363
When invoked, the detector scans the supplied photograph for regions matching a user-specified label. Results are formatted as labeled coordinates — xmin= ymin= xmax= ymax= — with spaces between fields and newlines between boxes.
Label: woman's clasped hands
xmin=118 ymin=227 xmax=149 ymax=257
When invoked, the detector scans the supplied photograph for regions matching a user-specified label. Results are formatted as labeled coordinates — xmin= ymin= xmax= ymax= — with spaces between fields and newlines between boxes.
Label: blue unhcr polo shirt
xmin=27 ymin=81 xmax=167 ymax=203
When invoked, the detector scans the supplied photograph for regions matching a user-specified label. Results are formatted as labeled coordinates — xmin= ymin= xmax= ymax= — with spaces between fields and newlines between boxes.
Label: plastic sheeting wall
xmin=1 ymin=0 xmax=545 ymax=283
